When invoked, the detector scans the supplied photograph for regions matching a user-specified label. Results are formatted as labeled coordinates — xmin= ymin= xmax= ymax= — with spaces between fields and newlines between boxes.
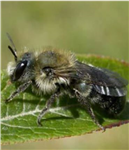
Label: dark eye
xmin=12 ymin=60 xmax=28 ymax=81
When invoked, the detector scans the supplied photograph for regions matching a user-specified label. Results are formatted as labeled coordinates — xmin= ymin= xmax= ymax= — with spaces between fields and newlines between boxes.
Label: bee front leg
xmin=37 ymin=89 xmax=60 ymax=126
xmin=5 ymin=80 xmax=32 ymax=103
xmin=74 ymin=89 xmax=105 ymax=132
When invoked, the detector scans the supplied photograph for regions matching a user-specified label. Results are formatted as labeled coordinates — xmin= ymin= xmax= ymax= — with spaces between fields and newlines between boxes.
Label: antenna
xmin=6 ymin=33 xmax=18 ymax=61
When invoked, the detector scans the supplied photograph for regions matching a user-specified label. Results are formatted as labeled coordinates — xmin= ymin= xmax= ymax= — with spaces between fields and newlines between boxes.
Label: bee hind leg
xmin=37 ymin=88 xmax=60 ymax=126
xmin=74 ymin=89 xmax=105 ymax=132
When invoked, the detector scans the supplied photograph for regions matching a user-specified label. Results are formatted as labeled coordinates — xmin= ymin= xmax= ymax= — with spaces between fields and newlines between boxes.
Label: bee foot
xmin=5 ymin=99 xmax=10 ymax=104
xmin=37 ymin=117 xmax=43 ymax=126
xmin=98 ymin=125 xmax=106 ymax=132
xmin=101 ymin=126 xmax=106 ymax=132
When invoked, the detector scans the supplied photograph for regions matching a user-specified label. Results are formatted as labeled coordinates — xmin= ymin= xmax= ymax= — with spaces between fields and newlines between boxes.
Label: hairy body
xmin=6 ymin=36 xmax=128 ymax=131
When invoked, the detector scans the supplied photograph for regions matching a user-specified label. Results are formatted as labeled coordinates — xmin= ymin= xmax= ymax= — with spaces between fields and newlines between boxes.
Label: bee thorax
xmin=35 ymin=76 xmax=70 ymax=94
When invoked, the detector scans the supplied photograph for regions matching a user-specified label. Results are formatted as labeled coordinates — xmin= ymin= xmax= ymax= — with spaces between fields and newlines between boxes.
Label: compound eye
xmin=12 ymin=60 xmax=28 ymax=81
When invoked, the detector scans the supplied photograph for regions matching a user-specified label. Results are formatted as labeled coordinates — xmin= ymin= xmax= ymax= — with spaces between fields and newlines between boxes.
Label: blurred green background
xmin=1 ymin=1 xmax=129 ymax=150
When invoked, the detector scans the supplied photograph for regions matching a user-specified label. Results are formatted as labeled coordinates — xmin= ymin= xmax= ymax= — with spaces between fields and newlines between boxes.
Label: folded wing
xmin=76 ymin=62 xmax=128 ymax=97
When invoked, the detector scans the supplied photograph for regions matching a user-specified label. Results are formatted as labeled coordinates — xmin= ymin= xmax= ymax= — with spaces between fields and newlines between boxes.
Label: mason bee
xmin=5 ymin=33 xmax=128 ymax=131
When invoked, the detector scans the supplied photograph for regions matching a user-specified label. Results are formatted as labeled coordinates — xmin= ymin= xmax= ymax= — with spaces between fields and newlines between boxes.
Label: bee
xmin=5 ymin=33 xmax=128 ymax=131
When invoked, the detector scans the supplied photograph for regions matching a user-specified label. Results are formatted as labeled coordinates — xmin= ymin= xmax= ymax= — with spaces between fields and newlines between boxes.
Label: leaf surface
xmin=1 ymin=55 xmax=129 ymax=144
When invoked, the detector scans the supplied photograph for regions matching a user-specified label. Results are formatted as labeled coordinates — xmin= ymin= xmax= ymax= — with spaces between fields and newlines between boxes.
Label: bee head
xmin=8 ymin=51 xmax=35 ymax=82
xmin=7 ymin=33 xmax=35 ymax=82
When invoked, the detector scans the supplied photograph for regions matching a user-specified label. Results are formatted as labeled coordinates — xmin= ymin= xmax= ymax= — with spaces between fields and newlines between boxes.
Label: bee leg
xmin=74 ymin=89 xmax=105 ymax=132
xmin=5 ymin=80 xmax=32 ymax=103
xmin=37 ymin=89 xmax=60 ymax=126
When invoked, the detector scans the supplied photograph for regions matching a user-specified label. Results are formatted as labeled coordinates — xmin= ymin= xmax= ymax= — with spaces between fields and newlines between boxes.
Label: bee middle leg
xmin=74 ymin=89 xmax=105 ymax=131
xmin=37 ymin=89 xmax=60 ymax=126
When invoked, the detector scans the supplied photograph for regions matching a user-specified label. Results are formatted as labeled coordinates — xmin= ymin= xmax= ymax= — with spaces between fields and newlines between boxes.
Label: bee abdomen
xmin=90 ymin=90 xmax=126 ymax=116
xmin=100 ymin=95 xmax=126 ymax=115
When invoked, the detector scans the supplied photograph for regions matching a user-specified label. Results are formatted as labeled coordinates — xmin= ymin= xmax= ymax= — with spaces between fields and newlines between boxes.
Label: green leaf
xmin=1 ymin=55 xmax=129 ymax=145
